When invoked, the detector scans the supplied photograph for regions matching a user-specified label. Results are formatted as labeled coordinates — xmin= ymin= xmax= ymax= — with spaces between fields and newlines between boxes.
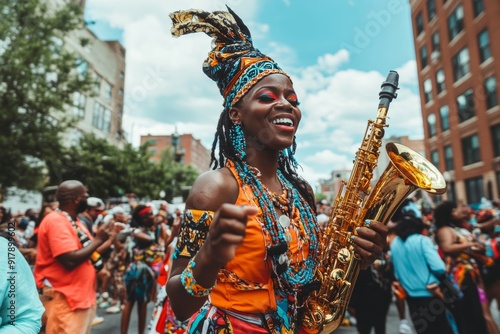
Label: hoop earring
xmin=229 ymin=123 xmax=246 ymax=159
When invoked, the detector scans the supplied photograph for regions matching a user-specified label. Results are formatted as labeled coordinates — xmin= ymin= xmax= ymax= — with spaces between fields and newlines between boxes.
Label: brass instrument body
xmin=302 ymin=71 xmax=447 ymax=333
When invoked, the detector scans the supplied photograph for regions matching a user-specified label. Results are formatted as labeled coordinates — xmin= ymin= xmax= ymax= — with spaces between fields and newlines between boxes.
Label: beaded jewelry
xmin=180 ymin=258 xmax=216 ymax=297
xmin=233 ymin=161 xmax=319 ymax=291
xmin=229 ymin=123 xmax=246 ymax=159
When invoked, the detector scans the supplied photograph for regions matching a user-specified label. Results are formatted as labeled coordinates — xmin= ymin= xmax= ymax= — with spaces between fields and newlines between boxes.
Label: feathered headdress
xmin=170 ymin=6 xmax=289 ymax=109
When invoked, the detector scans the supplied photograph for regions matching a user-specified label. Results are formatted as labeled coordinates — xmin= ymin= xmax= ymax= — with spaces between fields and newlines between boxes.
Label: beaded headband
xmin=170 ymin=6 xmax=290 ymax=109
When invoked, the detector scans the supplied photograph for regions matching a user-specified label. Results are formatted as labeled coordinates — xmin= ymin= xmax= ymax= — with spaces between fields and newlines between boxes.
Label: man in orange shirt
xmin=35 ymin=180 xmax=113 ymax=334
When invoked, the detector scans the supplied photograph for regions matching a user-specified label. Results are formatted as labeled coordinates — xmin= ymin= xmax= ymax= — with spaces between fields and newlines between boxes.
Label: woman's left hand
xmin=352 ymin=220 xmax=389 ymax=269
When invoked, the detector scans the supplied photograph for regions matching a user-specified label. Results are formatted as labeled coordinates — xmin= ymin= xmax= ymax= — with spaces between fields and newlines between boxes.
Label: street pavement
xmin=336 ymin=299 xmax=500 ymax=334
xmin=91 ymin=302 xmax=155 ymax=334
xmin=91 ymin=299 xmax=500 ymax=333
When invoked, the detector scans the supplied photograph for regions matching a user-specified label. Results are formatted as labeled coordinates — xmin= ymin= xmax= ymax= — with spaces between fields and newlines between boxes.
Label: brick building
xmin=140 ymin=134 xmax=211 ymax=173
xmin=410 ymin=0 xmax=500 ymax=205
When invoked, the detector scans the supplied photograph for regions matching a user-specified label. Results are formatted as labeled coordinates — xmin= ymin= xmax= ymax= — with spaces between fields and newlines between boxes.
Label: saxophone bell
xmin=301 ymin=71 xmax=447 ymax=334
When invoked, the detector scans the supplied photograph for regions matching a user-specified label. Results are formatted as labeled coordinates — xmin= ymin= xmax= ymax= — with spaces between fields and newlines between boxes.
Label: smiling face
xmin=230 ymin=73 xmax=301 ymax=153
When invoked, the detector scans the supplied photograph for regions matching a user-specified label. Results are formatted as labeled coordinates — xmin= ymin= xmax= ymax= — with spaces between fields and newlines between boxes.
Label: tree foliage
xmin=48 ymin=134 xmax=198 ymax=202
xmin=0 ymin=0 xmax=92 ymax=194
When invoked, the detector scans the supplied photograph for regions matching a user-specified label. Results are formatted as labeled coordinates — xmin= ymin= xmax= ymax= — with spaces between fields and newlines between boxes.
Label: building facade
xmin=49 ymin=0 xmax=126 ymax=147
xmin=410 ymin=0 xmax=500 ymax=206
xmin=140 ymin=134 xmax=212 ymax=173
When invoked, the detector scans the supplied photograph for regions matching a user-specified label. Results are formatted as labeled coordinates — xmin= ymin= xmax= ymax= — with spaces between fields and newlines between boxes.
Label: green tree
xmin=157 ymin=149 xmax=198 ymax=202
xmin=48 ymin=134 xmax=199 ymax=202
xmin=0 ymin=0 xmax=92 ymax=195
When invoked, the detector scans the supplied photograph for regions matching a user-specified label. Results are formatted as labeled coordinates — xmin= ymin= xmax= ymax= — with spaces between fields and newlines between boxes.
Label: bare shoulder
xmin=185 ymin=167 xmax=238 ymax=212
xmin=436 ymin=226 xmax=454 ymax=239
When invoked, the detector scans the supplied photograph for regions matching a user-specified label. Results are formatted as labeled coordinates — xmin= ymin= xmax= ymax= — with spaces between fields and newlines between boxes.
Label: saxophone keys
xmin=337 ymin=248 xmax=351 ymax=263
xmin=331 ymin=268 xmax=345 ymax=280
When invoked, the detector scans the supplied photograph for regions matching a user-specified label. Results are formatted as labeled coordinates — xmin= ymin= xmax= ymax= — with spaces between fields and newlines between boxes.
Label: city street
xmin=91 ymin=303 xmax=155 ymax=334
xmin=90 ymin=299 xmax=500 ymax=333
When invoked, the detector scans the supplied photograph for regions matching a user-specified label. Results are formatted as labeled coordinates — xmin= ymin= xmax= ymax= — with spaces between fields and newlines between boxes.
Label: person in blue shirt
xmin=390 ymin=214 xmax=455 ymax=334
xmin=0 ymin=235 xmax=44 ymax=333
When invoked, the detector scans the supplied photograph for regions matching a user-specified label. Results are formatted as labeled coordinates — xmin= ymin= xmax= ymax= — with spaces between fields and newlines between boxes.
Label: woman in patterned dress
xmin=166 ymin=7 xmax=389 ymax=334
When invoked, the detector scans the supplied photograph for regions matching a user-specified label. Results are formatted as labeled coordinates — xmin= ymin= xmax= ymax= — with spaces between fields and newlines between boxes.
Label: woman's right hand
xmin=201 ymin=204 xmax=258 ymax=268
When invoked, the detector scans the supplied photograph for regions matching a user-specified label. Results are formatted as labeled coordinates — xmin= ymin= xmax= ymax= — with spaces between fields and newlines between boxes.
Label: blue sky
xmin=84 ymin=0 xmax=423 ymax=189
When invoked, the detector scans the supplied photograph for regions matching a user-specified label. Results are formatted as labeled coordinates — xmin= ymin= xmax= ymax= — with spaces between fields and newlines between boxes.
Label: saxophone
xmin=302 ymin=70 xmax=447 ymax=333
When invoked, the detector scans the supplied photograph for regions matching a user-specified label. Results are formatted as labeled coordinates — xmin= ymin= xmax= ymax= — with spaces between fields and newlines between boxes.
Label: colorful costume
xmin=174 ymin=162 xmax=319 ymax=333
xmin=169 ymin=7 xmax=320 ymax=333
xmin=124 ymin=227 xmax=164 ymax=303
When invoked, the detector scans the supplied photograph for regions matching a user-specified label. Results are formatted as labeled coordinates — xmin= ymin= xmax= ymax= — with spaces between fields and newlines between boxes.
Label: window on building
xmin=119 ymin=71 xmax=125 ymax=81
xmin=119 ymin=88 xmax=124 ymax=97
xmin=72 ymin=92 xmax=86 ymax=119
xmin=431 ymin=31 xmax=440 ymax=53
xmin=465 ymin=176 xmax=484 ymax=205
xmin=452 ymin=47 xmax=470 ymax=82
xmin=424 ymin=79 xmax=433 ymax=103
xmin=92 ymin=102 xmax=111 ymax=132
xmin=484 ymin=76 xmax=498 ymax=109
xmin=103 ymin=110 xmax=111 ymax=132
xmin=431 ymin=149 xmax=439 ymax=168
xmin=444 ymin=145 xmax=454 ymax=170
xmin=415 ymin=12 xmax=424 ymax=36
xmin=148 ymin=138 xmax=157 ymax=145
xmin=448 ymin=4 xmax=464 ymax=41
xmin=456 ymin=89 xmax=475 ymax=122
xmin=473 ymin=0 xmax=484 ymax=17
xmin=420 ymin=45 xmax=428 ymax=69
xmin=76 ymin=58 xmax=88 ymax=77
xmin=427 ymin=0 xmax=436 ymax=21
xmin=478 ymin=29 xmax=491 ymax=63
xmin=93 ymin=73 xmax=102 ymax=95
xmin=436 ymin=69 xmax=445 ymax=94
xmin=440 ymin=105 xmax=450 ymax=131
xmin=492 ymin=124 xmax=500 ymax=157
xmin=427 ymin=113 xmax=437 ymax=137
xmin=462 ymin=134 xmax=481 ymax=165
xmin=103 ymin=81 xmax=112 ymax=100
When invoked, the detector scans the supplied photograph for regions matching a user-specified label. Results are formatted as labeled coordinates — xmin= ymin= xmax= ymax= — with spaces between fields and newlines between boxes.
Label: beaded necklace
xmin=231 ymin=159 xmax=319 ymax=316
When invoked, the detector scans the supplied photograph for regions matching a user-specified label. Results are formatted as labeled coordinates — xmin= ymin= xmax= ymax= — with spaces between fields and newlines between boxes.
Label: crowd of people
xmin=343 ymin=196 xmax=500 ymax=334
xmin=1 ymin=5 xmax=500 ymax=334
xmin=2 ymin=186 xmax=500 ymax=334
xmin=0 ymin=182 xmax=184 ymax=334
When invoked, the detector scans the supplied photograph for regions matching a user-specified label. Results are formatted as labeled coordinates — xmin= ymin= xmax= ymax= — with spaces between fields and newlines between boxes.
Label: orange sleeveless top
xmin=175 ymin=162 xmax=313 ymax=314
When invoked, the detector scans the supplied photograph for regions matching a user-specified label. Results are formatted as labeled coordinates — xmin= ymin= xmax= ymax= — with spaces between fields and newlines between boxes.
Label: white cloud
xmin=316 ymin=50 xmax=350 ymax=74
xmin=86 ymin=0 xmax=423 ymax=188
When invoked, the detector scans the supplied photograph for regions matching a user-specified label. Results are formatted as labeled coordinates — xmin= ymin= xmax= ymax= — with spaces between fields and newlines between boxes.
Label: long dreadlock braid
xmin=209 ymin=109 xmax=317 ymax=212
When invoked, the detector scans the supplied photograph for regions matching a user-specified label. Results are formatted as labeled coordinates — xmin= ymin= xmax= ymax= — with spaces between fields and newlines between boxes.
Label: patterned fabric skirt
xmin=148 ymin=284 xmax=187 ymax=334
xmin=186 ymin=303 xmax=270 ymax=334
xmin=124 ymin=261 xmax=155 ymax=303
xmin=186 ymin=290 xmax=307 ymax=333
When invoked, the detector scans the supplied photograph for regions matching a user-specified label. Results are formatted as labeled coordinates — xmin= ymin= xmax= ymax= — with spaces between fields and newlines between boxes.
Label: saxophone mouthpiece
xmin=379 ymin=70 xmax=399 ymax=107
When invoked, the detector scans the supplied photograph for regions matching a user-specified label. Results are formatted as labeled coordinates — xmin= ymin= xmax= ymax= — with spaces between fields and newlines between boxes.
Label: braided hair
xmin=209 ymin=108 xmax=317 ymax=212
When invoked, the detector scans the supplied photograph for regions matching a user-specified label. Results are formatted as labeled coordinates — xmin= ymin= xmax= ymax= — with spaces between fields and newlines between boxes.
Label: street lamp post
xmin=171 ymin=128 xmax=184 ymax=163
